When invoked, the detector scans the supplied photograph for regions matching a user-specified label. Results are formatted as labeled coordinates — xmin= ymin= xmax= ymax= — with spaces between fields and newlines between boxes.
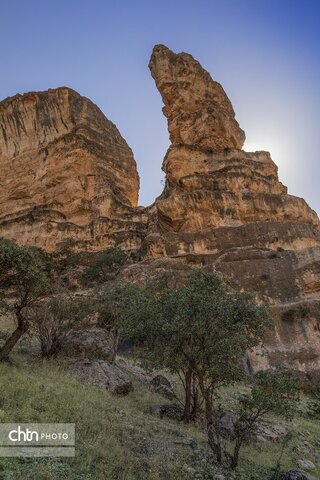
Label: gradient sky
xmin=1 ymin=0 xmax=319 ymax=214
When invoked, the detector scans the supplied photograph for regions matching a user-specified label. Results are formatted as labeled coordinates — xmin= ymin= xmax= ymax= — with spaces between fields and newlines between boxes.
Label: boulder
xmin=214 ymin=410 xmax=287 ymax=443
xmin=118 ymin=362 xmax=177 ymax=399
xmin=60 ymin=327 xmax=115 ymax=362
xmin=68 ymin=359 xmax=133 ymax=395
xmin=150 ymin=374 xmax=175 ymax=399
xmin=297 ymin=460 xmax=316 ymax=471
xmin=255 ymin=421 xmax=288 ymax=443
xmin=215 ymin=410 xmax=237 ymax=439
xmin=280 ymin=471 xmax=308 ymax=480
xmin=150 ymin=403 xmax=184 ymax=421
xmin=117 ymin=359 xmax=152 ymax=384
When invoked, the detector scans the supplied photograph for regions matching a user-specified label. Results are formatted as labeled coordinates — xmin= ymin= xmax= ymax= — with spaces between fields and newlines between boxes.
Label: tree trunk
xmin=202 ymin=387 xmax=222 ymax=463
xmin=190 ymin=376 xmax=199 ymax=420
xmin=231 ymin=437 xmax=242 ymax=469
xmin=183 ymin=368 xmax=192 ymax=422
xmin=0 ymin=308 xmax=29 ymax=362
xmin=0 ymin=312 xmax=29 ymax=361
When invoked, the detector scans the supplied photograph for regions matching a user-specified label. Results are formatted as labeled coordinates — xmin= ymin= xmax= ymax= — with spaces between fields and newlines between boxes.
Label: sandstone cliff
xmin=0 ymin=46 xmax=320 ymax=375
xmin=146 ymin=45 xmax=320 ymax=374
xmin=0 ymin=87 xmax=146 ymax=251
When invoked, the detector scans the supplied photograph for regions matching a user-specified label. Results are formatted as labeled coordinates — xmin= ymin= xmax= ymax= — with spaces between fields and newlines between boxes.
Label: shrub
xmin=81 ymin=247 xmax=127 ymax=285
xmin=230 ymin=370 xmax=300 ymax=469
xmin=281 ymin=309 xmax=295 ymax=322
xmin=31 ymin=295 xmax=95 ymax=358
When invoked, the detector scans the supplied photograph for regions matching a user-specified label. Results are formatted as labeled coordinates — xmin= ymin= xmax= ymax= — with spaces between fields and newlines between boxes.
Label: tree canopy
xmin=0 ymin=237 xmax=51 ymax=360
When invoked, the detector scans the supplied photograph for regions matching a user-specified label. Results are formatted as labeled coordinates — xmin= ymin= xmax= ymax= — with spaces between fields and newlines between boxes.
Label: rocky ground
xmin=0 ymin=320 xmax=319 ymax=480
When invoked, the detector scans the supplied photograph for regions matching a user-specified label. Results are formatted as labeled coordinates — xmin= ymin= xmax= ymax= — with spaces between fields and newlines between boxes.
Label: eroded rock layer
xmin=0 ymin=45 xmax=319 ymax=374
xmin=149 ymin=44 xmax=245 ymax=149
xmin=0 ymin=87 xmax=145 ymax=251
xmin=147 ymin=45 xmax=320 ymax=374
xmin=155 ymin=145 xmax=318 ymax=232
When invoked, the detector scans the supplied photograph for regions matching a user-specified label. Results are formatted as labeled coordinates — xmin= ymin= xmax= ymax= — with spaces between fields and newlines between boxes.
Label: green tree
xmin=230 ymin=370 xmax=300 ymax=469
xmin=51 ymin=237 xmax=80 ymax=273
xmin=99 ymin=281 xmax=152 ymax=363
xmin=82 ymin=247 xmax=127 ymax=285
xmin=0 ymin=238 xmax=51 ymax=361
xmin=105 ymin=270 xmax=272 ymax=462
xmin=31 ymin=295 xmax=95 ymax=358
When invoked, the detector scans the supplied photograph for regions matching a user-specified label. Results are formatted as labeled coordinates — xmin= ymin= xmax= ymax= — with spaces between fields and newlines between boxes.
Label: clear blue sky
xmin=1 ymin=0 xmax=319 ymax=214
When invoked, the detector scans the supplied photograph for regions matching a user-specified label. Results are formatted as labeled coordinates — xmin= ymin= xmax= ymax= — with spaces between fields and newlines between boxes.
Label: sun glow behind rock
xmin=244 ymin=137 xmax=287 ymax=161
xmin=243 ymin=132 xmax=298 ymax=198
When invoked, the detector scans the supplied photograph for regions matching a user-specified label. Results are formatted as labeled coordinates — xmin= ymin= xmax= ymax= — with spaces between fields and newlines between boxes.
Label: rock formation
xmin=149 ymin=44 xmax=245 ymax=149
xmin=148 ymin=45 xmax=319 ymax=234
xmin=0 ymin=45 xmax=319 ymax=374
xmin=0 ymin=87 xmax=146 ymax=251
xmin=146 ymin=45 xmax=320 ymax=374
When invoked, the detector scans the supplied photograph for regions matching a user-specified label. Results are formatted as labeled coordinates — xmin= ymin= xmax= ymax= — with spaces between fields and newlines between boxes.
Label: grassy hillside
xmin=0 ymin=349 xmax=319 ymax=480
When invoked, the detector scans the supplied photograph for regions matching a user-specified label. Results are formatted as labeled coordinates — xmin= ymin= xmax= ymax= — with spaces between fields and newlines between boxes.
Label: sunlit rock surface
xmin=0 ymin=87 xmax=145 ymax=251
xmin=0 ymin=46 xmax=319 ymax=374
xmin=147 ymin=45 xmax=320 ymax=374
xmin=149 ymin=44 xmax=245 ymax=149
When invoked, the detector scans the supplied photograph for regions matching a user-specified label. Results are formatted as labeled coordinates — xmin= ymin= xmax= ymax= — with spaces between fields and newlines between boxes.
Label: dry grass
xmin=0 ymin=328 xmax=319 ymax=479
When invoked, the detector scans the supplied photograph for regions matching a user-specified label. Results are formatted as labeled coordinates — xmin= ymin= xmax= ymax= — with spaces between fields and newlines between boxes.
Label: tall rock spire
xmin=149 ymin=45 xmax=319 ymax=233
xmin=147 ymin=45 xmax=320 ymax=373
xmin=149 ymin=44 xmax=245 ymax=149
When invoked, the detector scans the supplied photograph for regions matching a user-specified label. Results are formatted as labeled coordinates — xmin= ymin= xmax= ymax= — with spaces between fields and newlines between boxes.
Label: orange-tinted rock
xmin=0 ymin=87 xmax=145 ymax=251
xmin=149 ymin=44 xmax=245 ymax=149
xmin=148 ymin=45 xmax=320 ymax=374
xmin=155 ymin=145 xmax=319 ymax=232
xmin=0 ymin=45 xmax=319 ymax=375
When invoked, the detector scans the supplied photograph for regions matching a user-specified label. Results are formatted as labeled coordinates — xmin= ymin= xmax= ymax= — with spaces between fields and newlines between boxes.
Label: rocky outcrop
xmin=148 ymin=45 xmax=319 ymax=237
xmin=155 ymin=146 xmax=318 ymax=232
xmin=60 ymin=327 xmax=116 ymax=362
xmin=0 ymin=87 xmax=146 ymax=251
xmin=149 ymin=44 xmax=245 ymax=149
xmin=147 ymin=45 xmax=320 ymax=374
xmin=0 ymin=45 xmax=319 ymax=375
xmin=68 ymin=359 xmax=133 ymax=395
xmin=150 ymin=374 xmax=176 ymax=399
xmin=150 ymin=403 xmax=185 ymax=421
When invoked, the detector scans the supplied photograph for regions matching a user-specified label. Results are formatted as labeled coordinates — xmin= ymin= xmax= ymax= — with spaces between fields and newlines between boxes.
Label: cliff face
xmin=0 ymin=46 xmax=320 ymax=374
xmin=0 ymin=87 xmax=146 ymax=251
xmin=155 ymin=146 xmax=318 ymax=232
xmin=147 ymin=45 xmax=320 ymax=374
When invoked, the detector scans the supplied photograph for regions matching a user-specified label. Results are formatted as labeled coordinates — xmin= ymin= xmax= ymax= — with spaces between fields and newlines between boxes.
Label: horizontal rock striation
xmin=147 ymin=45 xmax=320 ymax=374
xmin=0 ymin=87 xmax=145 ymax=251
xmin=155 ymin=145 xmax=318 ymax=232
xmin=0 ymin=45 xmax=319 ymax=375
